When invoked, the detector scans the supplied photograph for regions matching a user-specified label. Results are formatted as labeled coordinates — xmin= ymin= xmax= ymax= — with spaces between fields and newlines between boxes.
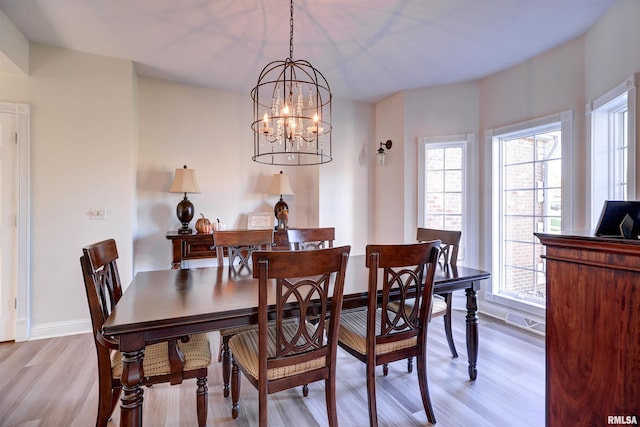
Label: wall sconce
xmin=377 ymin=140 xmax=393 ymax=167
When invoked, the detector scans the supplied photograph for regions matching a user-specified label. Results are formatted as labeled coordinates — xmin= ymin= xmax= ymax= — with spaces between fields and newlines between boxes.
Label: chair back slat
xmin=416 ymin=228 xmax=460 ymax=266
xmin=252 ymin=246 xmax=350 ymax=372
xmin=287 ymin=227 xmax=335 ymax=250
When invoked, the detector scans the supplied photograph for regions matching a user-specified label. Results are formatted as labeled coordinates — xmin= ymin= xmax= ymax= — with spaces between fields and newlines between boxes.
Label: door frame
xmin=0 ymin=102 xmax=30 ymax=341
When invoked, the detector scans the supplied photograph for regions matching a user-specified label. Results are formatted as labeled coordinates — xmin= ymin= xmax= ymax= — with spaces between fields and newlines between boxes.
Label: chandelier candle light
xmin=251 ymin=0 xmax=332 ymax=166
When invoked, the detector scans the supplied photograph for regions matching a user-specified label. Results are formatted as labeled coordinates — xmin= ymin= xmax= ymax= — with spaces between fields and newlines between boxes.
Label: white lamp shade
xmin=268 ymin=171 xmax=294 ymax=196
xmin=169 ymin=166 xmax=201 ymax=193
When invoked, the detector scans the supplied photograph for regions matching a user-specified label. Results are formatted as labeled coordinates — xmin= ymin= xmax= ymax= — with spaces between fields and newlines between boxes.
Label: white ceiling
xmin=0 ymin=0 xmax=616 ymax=103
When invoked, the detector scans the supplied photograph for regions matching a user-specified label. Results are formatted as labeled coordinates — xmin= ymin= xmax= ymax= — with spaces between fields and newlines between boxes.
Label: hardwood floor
xmin=0 ymin=312 xmax=545 ymax=427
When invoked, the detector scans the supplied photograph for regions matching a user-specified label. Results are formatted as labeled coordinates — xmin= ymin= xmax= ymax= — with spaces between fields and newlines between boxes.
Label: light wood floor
xmin=0 ymin=312 xmax=545 ymax=427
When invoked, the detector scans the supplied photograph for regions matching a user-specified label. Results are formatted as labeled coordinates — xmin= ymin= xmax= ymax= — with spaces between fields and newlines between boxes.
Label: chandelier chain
xmin=289 ymin=0 xmax=294 ymax=60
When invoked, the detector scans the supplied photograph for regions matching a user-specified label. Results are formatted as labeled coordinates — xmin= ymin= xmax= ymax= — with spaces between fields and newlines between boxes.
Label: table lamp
xmin=169 ymin=165 xmax=201 ymax=234
xmin=268 ymin=170 xmax=294 ymax=230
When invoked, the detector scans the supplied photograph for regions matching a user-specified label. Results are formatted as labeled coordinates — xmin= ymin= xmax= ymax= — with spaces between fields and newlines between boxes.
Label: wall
xmin=404 ymin=82 xmax=480 ymax=259
xmin=0 ymin=44 xmax=136 ymax=337
xmin=135 ymin=79 xmax=373 ymax=271
xmin=318 ymin=98 xmax=374 ymax=256
xmin=135 ymin=77 xmax=276 ymax=271
xmin=374 ymin=92 xmax=405 ymax=244
xmin=584 ymin=0 xmax=640 ymax=102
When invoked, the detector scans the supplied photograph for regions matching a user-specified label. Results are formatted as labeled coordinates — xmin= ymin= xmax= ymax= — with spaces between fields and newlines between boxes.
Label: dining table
xmin=102 ymin=254 xmax=490 ymax=427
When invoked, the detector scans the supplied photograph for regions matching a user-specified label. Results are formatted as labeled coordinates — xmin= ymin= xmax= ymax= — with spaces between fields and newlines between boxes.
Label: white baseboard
xmin=29 ymin=318 xmax=92 ymax=340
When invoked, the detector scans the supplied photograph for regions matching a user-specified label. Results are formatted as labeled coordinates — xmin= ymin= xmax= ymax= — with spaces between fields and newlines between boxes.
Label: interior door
xmin=0 ymin=111 xmax=17 ymax=342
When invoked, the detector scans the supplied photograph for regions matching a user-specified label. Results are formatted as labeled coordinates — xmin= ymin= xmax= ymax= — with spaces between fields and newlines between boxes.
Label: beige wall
xmin=584 ymin=0 xmax=640 ymax=101
xmin=135 ymin=79 xmax=373 ymax=272
xmin=1 ymin=44 xmax=136 ymax=336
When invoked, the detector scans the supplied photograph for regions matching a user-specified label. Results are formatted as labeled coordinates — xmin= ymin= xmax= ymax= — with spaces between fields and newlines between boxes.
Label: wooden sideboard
xmin=166 ymin=229 xmax=289 ymax=269
xmin=535 ymin=232 xmax=640 ymax=426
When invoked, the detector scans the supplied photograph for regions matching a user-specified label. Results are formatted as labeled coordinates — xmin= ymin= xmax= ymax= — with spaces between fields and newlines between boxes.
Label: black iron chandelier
xmin=251 ymin=0 xmax=332 ymax=166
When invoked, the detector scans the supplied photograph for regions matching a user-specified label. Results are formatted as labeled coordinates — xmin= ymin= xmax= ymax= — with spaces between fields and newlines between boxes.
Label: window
xmin=418 ymin=134 xmax=473 ymax=261
xmin=489 ymin=112 xmax=572 ymax=315
xmin=588 ymin=73 xmax=638 ymax=227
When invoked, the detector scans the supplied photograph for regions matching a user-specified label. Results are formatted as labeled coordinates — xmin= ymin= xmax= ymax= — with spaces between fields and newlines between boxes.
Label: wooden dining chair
xmin=417 ymin=227 xmax=462 ymax=359
xmin=335 ymin=241 xmax=441 ymax=426
xmin=287 ymin=227 xmax=335 ymax=250
xmin=80 ymin=239 xmax=211 ymax=427
xmin=213 ymin=229 xmax=273 ymax=274
xmin=214 ymin=228 xmax=274 ymax=397
xmin=229 ymin=246 xmax=351 ymax=427
xmin=387 ymin=227 xmax=460 ymax=374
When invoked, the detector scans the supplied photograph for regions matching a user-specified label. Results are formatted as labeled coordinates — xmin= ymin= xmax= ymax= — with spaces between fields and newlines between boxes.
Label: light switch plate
xmin=89 ymin=207 xmax=106 ymax=220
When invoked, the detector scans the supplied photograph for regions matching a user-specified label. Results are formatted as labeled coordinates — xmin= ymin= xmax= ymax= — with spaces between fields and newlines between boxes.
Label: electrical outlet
xmin=89 ymin=207 xmax=106 ymax=220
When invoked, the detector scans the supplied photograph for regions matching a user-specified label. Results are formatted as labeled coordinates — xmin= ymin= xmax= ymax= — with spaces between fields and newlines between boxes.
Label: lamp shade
xmin=169 ymin=165 xmax=201 ymax=193
xmin=268 ymin=171 xmax=294 ymax=196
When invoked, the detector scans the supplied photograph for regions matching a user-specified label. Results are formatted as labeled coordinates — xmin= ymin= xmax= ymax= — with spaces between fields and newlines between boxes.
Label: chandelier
xmin=251 ymin=0 xmax=332 ymax=166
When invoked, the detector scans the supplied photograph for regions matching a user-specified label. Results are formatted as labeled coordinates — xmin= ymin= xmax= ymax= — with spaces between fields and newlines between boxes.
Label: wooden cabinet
xmin=536 ymin=232 xmax=640 ymax=426
xmin=166 ymin=231 xmax=216 ymax=269
xmin=167 ymin=229 xmax=290 ymax=269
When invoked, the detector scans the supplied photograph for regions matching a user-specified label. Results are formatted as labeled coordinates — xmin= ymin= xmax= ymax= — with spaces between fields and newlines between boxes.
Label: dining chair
xmin=287 ymin=227 xmax=335 ymax=250
xmin=388 ymin=227 xmax=461 ymax=374
xmin=214 ymin=228 xmax=274 ymax=397
xmin=213 ymin=228 xmax=274 ymax=274
xmin=416 ymin=227 xmax=462 ymax=359
xmin=335 ymin=241 xmax=441 ymax=426
xmin=285 ymin=227 xmax=336 ymax=396
xmin=80 ymin=239 xmax=211 ymax=427
xmin=229 ymin=246 xmax=351 ymax=427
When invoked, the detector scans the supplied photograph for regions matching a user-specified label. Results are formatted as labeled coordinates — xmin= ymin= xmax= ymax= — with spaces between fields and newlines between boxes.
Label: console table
xmin=166 ymin=230 xmax=289 ymax=269
xmin=535 ymin=232 xmax=640 ymax=426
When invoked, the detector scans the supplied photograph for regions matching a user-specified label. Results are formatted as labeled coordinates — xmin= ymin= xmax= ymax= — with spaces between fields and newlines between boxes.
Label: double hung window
xmin=489 ymin=112 xmax=572 ymax=315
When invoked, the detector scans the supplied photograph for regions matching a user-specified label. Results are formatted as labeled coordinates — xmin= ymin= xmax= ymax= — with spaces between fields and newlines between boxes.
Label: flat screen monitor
xmin=594 ymin=200 xmax=640 ymax=239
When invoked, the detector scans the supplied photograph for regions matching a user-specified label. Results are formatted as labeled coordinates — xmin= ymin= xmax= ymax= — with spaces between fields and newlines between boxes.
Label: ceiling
xmin=0 ymin=0 xmax=616 ymax=103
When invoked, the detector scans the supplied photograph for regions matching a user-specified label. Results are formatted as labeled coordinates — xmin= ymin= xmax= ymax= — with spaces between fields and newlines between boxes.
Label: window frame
xmin=587 ymin=73 xmax=639 ymax=228
xmin=417 ymin=134 xmax=474 ymax=262
xmin=488 ymin=111 xmax=573 ymax=317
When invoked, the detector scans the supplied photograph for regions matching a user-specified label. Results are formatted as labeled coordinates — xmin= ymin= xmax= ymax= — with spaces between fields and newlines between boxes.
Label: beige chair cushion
xmin=220 ymin=317 xmax=299 ymax=337
xmin=335 ymin=309 xmax=421 ymax=356
xmin=228 ymin=322 xmax=326 ymax=381
xmin=387 ymin=295 xmax=448 ymax=319
xmin=111 ymin=333 xmax=211 ymax=378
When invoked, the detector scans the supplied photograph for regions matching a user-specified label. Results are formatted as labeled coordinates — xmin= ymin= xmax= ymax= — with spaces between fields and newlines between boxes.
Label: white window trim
xmin=417 ymin=133 xmax=475 ymax=264
xmin=586 ymin=72 xmax=639 ymax=227
xmin=487 ymin=110 xmax=573 ymax=319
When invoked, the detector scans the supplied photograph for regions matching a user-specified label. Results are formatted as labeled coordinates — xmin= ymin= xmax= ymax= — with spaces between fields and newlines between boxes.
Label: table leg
xmin=465 ymin=285 xmax=479 ymax=381
xmin=119 ymin=335 xmax=145 ymax=427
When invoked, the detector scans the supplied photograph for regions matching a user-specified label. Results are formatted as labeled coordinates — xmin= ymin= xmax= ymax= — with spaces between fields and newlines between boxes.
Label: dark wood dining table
xmin=102 ymin=254 xmax=490 ymax=427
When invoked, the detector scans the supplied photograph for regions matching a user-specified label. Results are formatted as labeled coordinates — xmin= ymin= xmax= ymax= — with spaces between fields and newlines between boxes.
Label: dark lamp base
xmin=176 ymin=194 xmax=195 ymax=235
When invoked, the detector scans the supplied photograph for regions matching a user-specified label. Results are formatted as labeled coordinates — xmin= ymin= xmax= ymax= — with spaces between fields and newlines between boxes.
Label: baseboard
xmin=29 ymin=318 xmax=92 ymax=340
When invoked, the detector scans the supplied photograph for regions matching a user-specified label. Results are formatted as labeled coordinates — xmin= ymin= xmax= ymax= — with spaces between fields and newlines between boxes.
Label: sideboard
xmin=166 ymin=229 xmax=289 ymax=269
xmin=535 ymin=232 xmax=639 ymax=426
